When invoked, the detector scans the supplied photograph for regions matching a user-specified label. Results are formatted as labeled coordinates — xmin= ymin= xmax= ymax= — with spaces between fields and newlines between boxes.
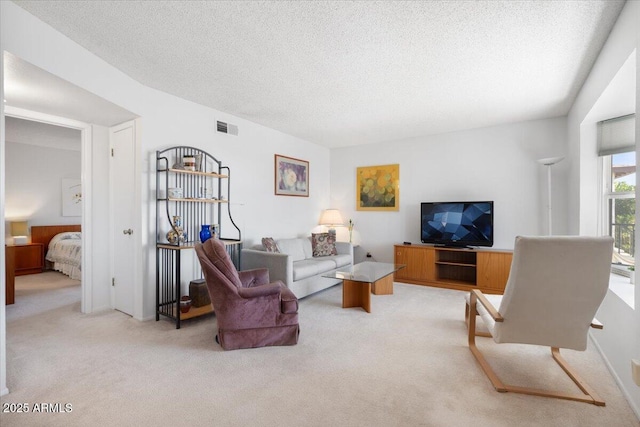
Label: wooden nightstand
xmin=5 ymin=243 xmax=44 ymax=305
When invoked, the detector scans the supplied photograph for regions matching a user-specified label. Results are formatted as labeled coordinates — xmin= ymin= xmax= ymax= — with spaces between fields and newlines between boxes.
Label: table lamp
xmin=319 ymin=209 xmax=344 ymax=238
xmin=11 ymin=221 xmax=29 ymax=245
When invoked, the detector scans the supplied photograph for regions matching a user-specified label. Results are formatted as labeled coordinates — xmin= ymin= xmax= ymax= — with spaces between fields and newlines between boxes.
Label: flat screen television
xmin=421 ymin=201 xmax=494 ymax=247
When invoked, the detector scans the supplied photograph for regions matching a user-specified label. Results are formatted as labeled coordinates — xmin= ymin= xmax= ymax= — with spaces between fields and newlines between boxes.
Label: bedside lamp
xmin=11 ymin=221 xmax=29 ymax=245
xmin=319 ymin=209 xmax=344 ymax=239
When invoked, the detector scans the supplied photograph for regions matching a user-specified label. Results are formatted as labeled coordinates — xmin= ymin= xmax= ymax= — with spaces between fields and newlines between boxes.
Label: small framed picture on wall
xmin=275 ymin=154 xmax=309 ymax=197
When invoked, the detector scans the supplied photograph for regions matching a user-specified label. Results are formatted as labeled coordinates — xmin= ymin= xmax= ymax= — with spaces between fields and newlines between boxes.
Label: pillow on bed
xmin=49 ymin=232 xmax=82 ymax=246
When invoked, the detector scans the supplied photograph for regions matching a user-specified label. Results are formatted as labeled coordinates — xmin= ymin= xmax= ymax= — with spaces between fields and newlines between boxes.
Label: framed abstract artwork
xmin=275 ymin=154 xmax=309 ymax=197
xmin=356 ymin=164 xmax=399 ymax=211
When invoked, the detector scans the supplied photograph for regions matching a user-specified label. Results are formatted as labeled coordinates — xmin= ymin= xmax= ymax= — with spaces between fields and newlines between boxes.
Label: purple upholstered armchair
xmin=195 ymin=238 xmax=300 ymax=350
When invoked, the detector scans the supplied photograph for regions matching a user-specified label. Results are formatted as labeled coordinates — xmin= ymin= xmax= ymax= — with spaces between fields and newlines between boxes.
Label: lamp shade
xmin=10 ymin=221 xmax=28 ymax=236
xmin=319 ymin=209 xmax=344 ymax=227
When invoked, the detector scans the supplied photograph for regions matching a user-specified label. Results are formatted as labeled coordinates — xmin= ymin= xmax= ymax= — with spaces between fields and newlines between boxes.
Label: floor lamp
xmin=538 ymin=156 xmax=564 ymax=236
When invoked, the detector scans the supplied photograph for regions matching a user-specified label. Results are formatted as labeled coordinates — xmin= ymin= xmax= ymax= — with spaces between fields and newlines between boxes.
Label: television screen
xmin=421 ymin=201 xmax=494 ymax=247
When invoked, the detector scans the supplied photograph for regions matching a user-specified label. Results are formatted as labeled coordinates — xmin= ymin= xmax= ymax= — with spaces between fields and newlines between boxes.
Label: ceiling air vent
xmin=217 ymin=121 xmax=238 ymax=136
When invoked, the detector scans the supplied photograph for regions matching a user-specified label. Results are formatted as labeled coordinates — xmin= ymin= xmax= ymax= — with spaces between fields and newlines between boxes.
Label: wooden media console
xmin=393 ymin=244 xmax=513 ymax=294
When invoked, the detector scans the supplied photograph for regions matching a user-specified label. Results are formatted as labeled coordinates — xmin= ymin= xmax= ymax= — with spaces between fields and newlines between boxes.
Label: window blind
xmin=597 ymin=113 xmax=636 ymax=156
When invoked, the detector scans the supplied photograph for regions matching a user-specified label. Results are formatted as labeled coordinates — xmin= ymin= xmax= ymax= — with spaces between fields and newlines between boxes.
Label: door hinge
xmin=112 ymin=278 xmax=115 ymax=287
xmin=111 ymin=148 xmax=114 ymax=157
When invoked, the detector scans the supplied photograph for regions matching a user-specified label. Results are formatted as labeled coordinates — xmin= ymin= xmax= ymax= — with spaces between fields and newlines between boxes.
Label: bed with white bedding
xmin=30 ymin=224 xmax=82 ymax=280
xmin=45 ymin=231 xmax=82 ymax=280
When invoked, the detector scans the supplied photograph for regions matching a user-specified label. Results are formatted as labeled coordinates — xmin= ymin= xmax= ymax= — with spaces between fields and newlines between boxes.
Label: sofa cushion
xmin=312 ymin=232 xmax=337 ymax=257
xmin=324 ymin=253 xmax=352 ymax=268
xmin=276 ymin=238 xmax=306 ymax=262
xmin=262 ymin=237 xmax=279 ymax=253
xmin=302 ymin=238 xmax=313 ymax=259
xmin=293 ymin=259 xmax=337 ymax=281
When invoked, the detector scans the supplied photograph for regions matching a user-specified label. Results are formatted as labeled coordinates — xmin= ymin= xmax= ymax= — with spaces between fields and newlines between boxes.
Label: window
xmin=603 ymin=152 xmax=635 ymax=272
xmin=598 ymin=114 xmax=636 ymax=276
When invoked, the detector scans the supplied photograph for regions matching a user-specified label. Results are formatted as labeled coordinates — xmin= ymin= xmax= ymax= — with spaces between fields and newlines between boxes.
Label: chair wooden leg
xmin=551 ymin=347 xmax=605 ymax=406
xmin=465 ymin=301 xmax=469 ymax=325
xmin=465 ymin=301 xmax=492 ymax=338
xmin=467 ymin=293 xmax=507 ymax=392
xmin=466 ymin=291 xmax=605 ymax=406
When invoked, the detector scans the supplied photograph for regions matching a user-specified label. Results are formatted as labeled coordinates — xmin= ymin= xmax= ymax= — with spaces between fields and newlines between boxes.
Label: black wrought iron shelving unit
xmin=155 ymin=146 xmax=241 ymax=329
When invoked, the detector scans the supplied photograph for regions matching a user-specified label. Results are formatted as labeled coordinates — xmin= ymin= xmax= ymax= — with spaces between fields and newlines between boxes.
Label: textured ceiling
xmin=12 ymin=1 xmax=626 ymax=148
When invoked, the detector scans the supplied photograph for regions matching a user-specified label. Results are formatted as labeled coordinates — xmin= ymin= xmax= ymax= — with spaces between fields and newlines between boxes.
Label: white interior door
xmin=110 ymin=121 xmax=136 ymax=315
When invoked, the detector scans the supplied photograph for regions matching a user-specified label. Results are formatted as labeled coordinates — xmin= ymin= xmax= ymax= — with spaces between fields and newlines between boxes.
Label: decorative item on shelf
xmin=211 ymin=224 xmax=220 ymax=238
xmin=183 ymin=155 xmax=196 ymax=171
xmin=167 ymin=215 xmax=186 ymax=244
xmin=200 ymin=224 xmax=212 ymax=243
xmin=199 ymin=187 xmax=213 ymax=199
xmin=172 ymin=158 xmax=184 ymax=170
xmin=189 ymin=279 xmax=211 ymax=308
xmin=319 ymin=209 xmax=344 ymax=239
xmin=168 ymin=187 xmax=183 ymax=199
xmin=195 ymin=154 xmax=203 ymax=172
xmin=348 ymin=219 xmax=355 ymax=243
xmin=180 ymin=296 xmax=192 ymax=313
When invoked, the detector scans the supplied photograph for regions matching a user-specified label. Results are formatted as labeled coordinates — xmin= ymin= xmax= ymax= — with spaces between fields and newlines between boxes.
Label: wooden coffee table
xmin=323 ymin=262 xmax=406 ymax=313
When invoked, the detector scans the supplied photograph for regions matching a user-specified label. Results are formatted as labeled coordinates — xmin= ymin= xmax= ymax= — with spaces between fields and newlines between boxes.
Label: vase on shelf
xmin=180 ymin=296 xmax=192 ymax=313
xmin=183 ymin=155 xmax=196 ymax=171
xmin=166 ymin=215 xmax=186 ymax=244
xmin=200 ymin=224 xmax=212 ymax=243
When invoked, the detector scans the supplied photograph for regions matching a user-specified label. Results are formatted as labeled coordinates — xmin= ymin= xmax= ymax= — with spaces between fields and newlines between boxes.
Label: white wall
xmin=330 ymin=117 xmax=568 ymax=261
xmin=4 ymin=141 xmax=81 ymax=240
xmin=567 ymin=0 xmax=640 ymax=416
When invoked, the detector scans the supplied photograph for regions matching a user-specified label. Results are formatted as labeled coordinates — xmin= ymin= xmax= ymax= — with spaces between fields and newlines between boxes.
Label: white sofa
xmin=241 ymin=237 xmax=354 ymax=298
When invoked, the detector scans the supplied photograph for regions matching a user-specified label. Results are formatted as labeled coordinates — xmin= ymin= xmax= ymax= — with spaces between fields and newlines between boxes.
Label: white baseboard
xmin=589 ymin=332 xmax=640 ymax=421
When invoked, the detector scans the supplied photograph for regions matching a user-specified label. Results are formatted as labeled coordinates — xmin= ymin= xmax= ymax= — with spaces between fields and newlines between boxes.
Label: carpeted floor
xmin=5 ymin=271 xmax=81 ymax=322
xmin=1 ymin=273 xmax=638 ymax=426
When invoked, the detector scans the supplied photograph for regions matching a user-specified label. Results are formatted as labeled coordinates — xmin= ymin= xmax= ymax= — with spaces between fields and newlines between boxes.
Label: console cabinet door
xmin=395 ymin=246 xmax=434 ymax=282
xmin=477 ymin=252 xmax=512 ymax=292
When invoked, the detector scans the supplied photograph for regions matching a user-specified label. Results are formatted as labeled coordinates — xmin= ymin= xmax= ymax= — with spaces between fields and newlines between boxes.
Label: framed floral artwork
xmin=356 ymin=164 xmax=399 ymax=211
xmin=275 ymin=154 xmax=309 ymax=197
